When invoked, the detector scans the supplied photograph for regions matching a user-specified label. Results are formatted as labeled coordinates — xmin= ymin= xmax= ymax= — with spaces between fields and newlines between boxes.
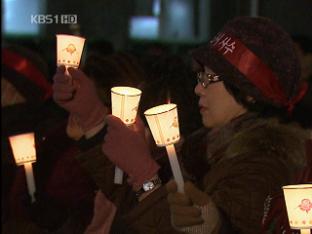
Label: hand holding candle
xmin=111 ymin=86 xmax=142 ymax=184
xmin=9 ymin=132 xmax=37 ymax=202
xmin=144 ymin=103 xmax=184 ymax=193
xmin=102 ymin=115 xmax=160 ymax=189
xmin=53 ymin=67 xmax=108 ymax=132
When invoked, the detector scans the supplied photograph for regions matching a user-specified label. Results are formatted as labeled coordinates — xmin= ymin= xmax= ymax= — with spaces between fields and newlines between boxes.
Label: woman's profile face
xmin=194 ymin=66 xmax=247 ymax=129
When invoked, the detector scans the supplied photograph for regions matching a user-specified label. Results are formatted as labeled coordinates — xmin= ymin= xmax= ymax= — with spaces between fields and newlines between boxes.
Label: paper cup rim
xmin=16 ymin=159 xmax=36 ymax=166
xmin=282 ymin=184 xmax=312 ymax=190
xmin=56 ymin=34 xmax=86 ymax=40
xmin=111 ymin=86 xmax=142 ymax=96
xmin=144 ymin=103 xmax=177 ymax=116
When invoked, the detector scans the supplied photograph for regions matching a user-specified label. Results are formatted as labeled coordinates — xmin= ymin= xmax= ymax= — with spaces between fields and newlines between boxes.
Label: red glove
xmin=102 ymin=115 xmax=160 ymax=190
xmin=52 ymin=66 xmax=108 ymax=132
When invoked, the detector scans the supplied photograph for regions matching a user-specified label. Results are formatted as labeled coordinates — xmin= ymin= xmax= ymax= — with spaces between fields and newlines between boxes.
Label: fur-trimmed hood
xmin=225 ymin=117 xmax=307 ymax=167
xmin=181 ymin=113 xmax=308 ymax=182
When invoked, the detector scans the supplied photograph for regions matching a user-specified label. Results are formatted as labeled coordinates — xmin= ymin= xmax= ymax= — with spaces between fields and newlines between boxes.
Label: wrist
xmin=134 ymin=174 xmax=162 ymax=200
xmin=130 ymin=159 xmax=160 ymax=190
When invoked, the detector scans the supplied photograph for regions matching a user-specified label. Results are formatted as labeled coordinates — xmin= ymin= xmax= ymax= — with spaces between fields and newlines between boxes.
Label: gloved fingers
xmin=184 ymin=182 xmax=210 ymax=206
xmin=172 ymin=215 xmax=204 ymax=227
xmin=53 ymin=73 xmax=71 ymax=84
xmin=105 ymin=115 xmax=127 ymax=130
xmin=56 ymin=65 xmax=66 ymax=74
xmin=170 ymin=204 xmax=201 ymax=217
xmin=53 ymin=81 xmax=75 ymax=93
xmin=68 ymin=67 xmax=89 ymax=83
xmin=167 ymin=191 xmax=192 ymax=206
xmin=133 ymin=115 xmax=146 ymax=136
xmin=53 ymin=90 xmax=73 ymax=101
xmin=52 ymin=84 xmax=75 ymax=100
xmin=166 ymin=179 xmax=178 ymax=193
xmin=103 ymin=131 xmax=120 ymax=148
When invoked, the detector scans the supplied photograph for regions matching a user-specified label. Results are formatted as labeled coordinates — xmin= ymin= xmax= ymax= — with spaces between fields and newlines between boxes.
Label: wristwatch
xmin=135 ymin=176 xmax=162 ymax=197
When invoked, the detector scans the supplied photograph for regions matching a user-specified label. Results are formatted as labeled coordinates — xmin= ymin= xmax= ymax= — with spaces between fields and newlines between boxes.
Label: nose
xmin=194 ymin=82 xmax=204 ymax=96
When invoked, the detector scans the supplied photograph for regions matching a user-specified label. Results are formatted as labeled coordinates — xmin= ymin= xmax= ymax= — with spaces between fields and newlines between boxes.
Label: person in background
xmin=292 ymin=35 xmax=312 ymax=82
xmin=138 ymin=54 xmax=201 ymax=138
xmin=2 ymin=44 xmax=96 ymax=233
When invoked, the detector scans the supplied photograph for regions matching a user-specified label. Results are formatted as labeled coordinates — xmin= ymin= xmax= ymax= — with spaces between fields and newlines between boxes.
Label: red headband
xmin=2 ymin=49 xmax=52 ymax=101
xmin=210 ymin=32 xmax=308 ymax=113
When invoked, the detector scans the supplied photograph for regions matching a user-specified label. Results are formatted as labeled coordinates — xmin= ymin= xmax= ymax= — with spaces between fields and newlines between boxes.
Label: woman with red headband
xmin=52 ymin=17 xmax=312 ymax=233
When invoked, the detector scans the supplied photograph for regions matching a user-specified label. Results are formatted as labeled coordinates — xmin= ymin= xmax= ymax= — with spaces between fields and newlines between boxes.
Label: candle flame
xmin=166 ymin=90 xmax=171 ymax=104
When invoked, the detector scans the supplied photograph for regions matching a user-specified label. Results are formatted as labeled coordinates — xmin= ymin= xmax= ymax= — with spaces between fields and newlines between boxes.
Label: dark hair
xmin=223 ymin=78 xmax=312 ymax=128
xmin=82 ymin=52 xmax=146 ymax=106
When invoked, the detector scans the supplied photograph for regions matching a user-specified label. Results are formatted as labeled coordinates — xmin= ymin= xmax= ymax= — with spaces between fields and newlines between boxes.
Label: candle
xmin=166 ymin=144 xmax=184 ymax=193
xmin=282 ymin=184 xmax=312 ymax=234
xmin=144 ymin=103 xmax=184 ymax=193
xmin=56 ymin=34 xmax=86 ymax=76
xmin=9 ymin=132 xmax=37 ymax=202
xmin=111 ymin=86 xmax=142 ymax=184
xmin=24 ymin=162 xmax=36 ymax=202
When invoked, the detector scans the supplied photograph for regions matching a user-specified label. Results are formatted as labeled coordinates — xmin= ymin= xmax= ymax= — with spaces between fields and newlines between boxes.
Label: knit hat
xmin=191 ymin=16 xmax=307 ymax=112
xmin=2 ymin=45 xmax=52 ymax=104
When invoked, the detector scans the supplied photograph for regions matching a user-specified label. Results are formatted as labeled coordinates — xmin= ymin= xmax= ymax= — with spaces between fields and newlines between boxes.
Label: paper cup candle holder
xmin=144 ymin=103 xmax=184 ymax=193
xmin=56 ymin=34 xmax=86 ymax=73
xmin=283 ymin=184 xmax=312 ymax=234
xmin=111 ymin=86 xmax=142 ymax=184
xmin=9 ymin=132 xmax=37 ymax=202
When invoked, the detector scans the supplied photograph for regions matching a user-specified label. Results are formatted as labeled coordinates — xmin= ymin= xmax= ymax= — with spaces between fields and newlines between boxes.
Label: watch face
xmin=143 ymin=181 xmax=155 ymax=191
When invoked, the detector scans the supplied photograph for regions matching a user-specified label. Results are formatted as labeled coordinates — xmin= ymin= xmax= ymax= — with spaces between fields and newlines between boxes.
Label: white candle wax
xmin=24 ymin=162 xmax=36 ymax=202
xmin=114 ymin=167 xmax=123 ymax=184
xmin=165 ymin=144 xmax=184 ymax=193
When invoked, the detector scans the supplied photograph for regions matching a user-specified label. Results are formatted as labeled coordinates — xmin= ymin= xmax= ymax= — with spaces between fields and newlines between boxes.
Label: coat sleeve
xmin=204 ymin=153 xmax=291 ymax=234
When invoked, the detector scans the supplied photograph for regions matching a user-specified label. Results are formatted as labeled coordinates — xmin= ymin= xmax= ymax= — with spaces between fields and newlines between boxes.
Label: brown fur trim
xmin=225 ymin=118 xmax=308 ymax=169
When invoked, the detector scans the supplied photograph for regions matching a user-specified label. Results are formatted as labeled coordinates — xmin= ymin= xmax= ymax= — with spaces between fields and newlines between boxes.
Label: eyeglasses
xmin=197 ymin=72 xmax=222 ymax=88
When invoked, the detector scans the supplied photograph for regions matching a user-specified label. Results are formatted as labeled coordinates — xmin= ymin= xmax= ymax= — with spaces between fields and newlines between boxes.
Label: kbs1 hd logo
xmin=31 ymin=14 xmax=77 ymax=24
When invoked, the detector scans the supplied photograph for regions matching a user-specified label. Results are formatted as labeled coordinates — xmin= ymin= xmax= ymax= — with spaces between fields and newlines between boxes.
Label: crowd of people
xmin=2 ymin=16 xmax=312 ymax=234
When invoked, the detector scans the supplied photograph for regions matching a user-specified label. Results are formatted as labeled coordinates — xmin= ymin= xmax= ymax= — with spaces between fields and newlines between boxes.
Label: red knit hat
xmin=191 ymin=16 xmax=307 ymax=112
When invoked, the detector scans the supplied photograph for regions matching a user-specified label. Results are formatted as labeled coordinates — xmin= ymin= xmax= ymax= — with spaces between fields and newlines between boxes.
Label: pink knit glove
xmin=85 ymin=191 xmax=116 ymax=234
xmin=102 ymin=115 xmax=160 ymax=190
xmin=52 ymin=66 xmax=108 ymax=132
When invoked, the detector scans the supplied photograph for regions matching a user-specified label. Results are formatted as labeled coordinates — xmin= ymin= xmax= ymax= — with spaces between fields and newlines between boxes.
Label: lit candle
xmin=165 ymin=144 xmax=184 ymax=193
xmin=24 ymin=162 xmax=36 ymax=202
xmin=144 ymin=103 xmax=184 ymax=193
xmin=111 ymin=86 xmax=142 ymax=184
xmin=9 ymin=133 xmax=37 ymax=202
xmin=56 ymin=34 xmax=86 ymax=76
xmin=282 ymin=184 xmax=312 ymax=234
